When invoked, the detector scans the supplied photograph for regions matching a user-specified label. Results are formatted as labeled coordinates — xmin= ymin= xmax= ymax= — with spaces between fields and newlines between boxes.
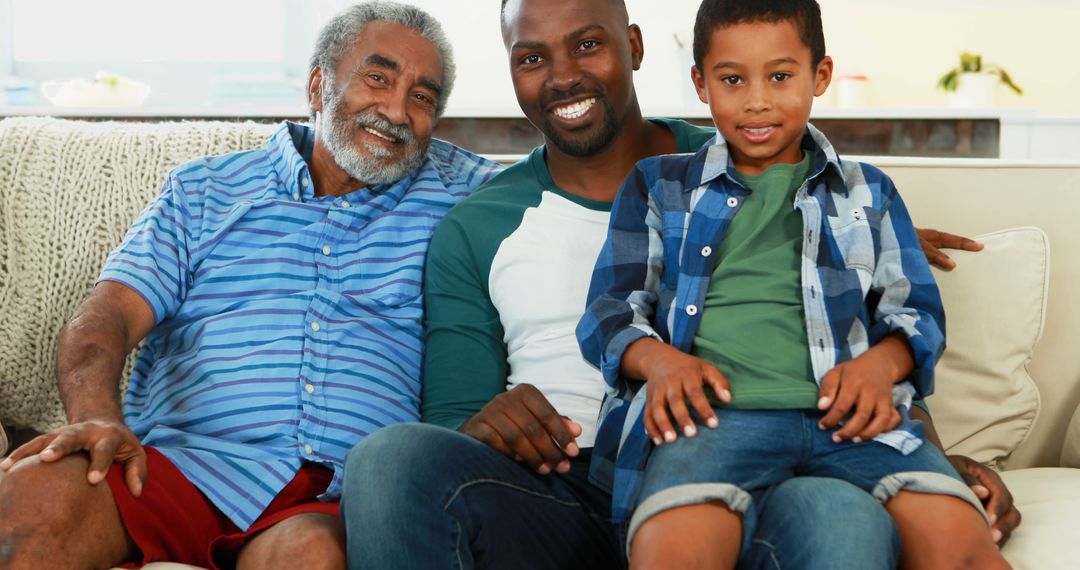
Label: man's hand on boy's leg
xmin=625 ymin=339 xmax=730 ymax=446
xmin=947 ymin=454 xmax=1022 ymax=547
xmin=916 ymin=228 xmax=984 ymax=271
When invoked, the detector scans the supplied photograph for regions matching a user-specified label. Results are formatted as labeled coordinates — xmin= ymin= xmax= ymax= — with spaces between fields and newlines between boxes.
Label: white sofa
xmin=1 ymin=118 xmax=1078 ymax=569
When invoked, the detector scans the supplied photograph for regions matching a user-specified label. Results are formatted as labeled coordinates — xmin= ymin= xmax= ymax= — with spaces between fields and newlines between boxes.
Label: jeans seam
xmin=442 ymin=478 xmax=584 ymax=512
xmin=452 ymin=518 xmax=464 ymax=570
xmin=750 ymin=537 xmax=782 ymax=570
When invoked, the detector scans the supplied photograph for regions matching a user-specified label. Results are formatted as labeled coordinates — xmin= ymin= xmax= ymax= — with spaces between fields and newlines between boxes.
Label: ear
xmin=628 ymin=24 xmax=644 ymax=71
xmin=691 ymin=63 xmax=708 ymax=104
xmin=308 ymin=67 xmax=325 ymax=115
xmin=813 ymin=55 xmax=834 ymax=97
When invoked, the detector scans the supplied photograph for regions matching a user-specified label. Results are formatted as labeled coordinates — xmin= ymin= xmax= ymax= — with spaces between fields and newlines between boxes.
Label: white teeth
xmin=745 ymin=127 xmax=773 ymax=134
xmin=365 ymin=127 xmax=395 ymax=142
xmin=553 ymin=98 xmax=596 ymax=120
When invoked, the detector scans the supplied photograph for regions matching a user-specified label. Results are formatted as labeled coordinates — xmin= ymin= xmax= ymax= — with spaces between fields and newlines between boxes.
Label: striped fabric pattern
xmin=99 ymin=122 xmax=502 ymax=529
xmin=576 ymin=125 xmax=945 ymax=522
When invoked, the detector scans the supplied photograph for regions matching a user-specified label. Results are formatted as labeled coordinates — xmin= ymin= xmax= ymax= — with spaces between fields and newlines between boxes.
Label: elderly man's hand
xmin=459 ymin=384 xmax=581 ymax=475
xmin=917 ymin=228 xmax=984 ymax=270
xmin=948 ymin=454 xmax=1022 ymax=547
xmin=0 ymin=418 xmax=147 ymax=496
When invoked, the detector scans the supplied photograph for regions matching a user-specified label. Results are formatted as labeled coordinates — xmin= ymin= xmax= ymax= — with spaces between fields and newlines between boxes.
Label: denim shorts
xmin=629 ymin=409 xmax=986 ymax=552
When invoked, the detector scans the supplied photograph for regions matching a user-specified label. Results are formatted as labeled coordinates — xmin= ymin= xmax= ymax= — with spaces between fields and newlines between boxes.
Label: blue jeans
xmin=633 ymin=409 xmax=979 ymax=556
xmin=341 ymin=423 xmax=900 ymax=569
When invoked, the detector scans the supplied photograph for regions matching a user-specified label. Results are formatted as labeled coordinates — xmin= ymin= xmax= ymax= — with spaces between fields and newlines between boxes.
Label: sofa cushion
xmin=925 ymin=228 xmax=1048 ymax=469
xmin=1062 ymin=403 xmax=1080 ymax=468
xmin=999 ymin=467 xmax=1080 ymax=568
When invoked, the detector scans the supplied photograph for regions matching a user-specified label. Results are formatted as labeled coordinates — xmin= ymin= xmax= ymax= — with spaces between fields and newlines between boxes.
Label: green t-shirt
xmin=421 ymin=118 xmax=717 ymax=444
xmin=692 ymin=151 xmax=819 ymax=409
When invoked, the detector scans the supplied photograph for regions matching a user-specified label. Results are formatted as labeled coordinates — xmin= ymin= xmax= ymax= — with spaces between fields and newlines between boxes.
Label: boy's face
xmin=692 ymin=20 xmax=832 ymax=175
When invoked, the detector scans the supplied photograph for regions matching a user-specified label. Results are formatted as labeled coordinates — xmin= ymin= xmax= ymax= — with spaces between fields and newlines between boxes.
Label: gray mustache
xmin=354 ymin=113 xmax=412 ymax=144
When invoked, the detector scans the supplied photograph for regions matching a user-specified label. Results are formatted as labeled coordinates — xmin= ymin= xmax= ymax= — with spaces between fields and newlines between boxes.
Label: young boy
xmin=576 ymin=0 xmax=1010 ymax=568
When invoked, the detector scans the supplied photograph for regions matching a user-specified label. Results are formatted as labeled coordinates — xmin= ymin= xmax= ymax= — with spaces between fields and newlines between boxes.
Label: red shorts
xmin=105 ymin=446 xmax=339 ymax=569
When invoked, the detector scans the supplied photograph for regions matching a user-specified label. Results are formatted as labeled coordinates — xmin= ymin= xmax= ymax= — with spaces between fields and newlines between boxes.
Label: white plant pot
xmin=948 ymin=72 xmax=999 ymax=108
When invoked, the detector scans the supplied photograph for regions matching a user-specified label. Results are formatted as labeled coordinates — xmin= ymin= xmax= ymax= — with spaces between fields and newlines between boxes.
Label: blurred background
xmin=1 ymin=0 xmax=1077 ymax=158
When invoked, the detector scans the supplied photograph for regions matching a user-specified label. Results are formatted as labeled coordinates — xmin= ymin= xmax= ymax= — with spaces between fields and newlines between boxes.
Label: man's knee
xmin=346 ymin=423 xmax=465 ymax=488
xmin=239 ymin=514 xmax=344 ymax=570
xmin=753 ymin=477 xmax=899 ymax=567
xmin=0 ymin=455 xmax=123 ymax=567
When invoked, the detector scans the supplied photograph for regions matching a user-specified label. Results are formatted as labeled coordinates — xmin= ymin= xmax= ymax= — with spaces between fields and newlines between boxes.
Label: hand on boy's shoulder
xmin=916 ymin=228 xmax=984 ymax=271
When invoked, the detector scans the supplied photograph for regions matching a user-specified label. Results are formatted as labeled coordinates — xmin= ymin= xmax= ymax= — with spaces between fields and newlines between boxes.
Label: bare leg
xmin=236 ymin=513 xmax=345 ymax=570
xmin=886 ymin=491 xmax=1011 ymax=570
xmin=0 ymin=455 xmax=136 ymax=570
xmin=629 ymin=501 xmax=741 ymax=570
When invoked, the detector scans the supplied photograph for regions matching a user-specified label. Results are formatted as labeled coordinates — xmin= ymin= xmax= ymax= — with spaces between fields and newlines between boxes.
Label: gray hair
xmin=309 ymin=1 xmax=455 ymax=119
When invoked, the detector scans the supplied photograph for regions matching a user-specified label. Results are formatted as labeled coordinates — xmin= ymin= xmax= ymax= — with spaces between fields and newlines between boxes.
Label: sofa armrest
xmin=1062 ymin=403 xmax=1080 ymax=468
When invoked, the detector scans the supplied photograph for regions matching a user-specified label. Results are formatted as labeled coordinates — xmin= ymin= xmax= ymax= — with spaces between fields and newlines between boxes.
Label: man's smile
xmin=551 ymin=98 xmax=597 ymax=121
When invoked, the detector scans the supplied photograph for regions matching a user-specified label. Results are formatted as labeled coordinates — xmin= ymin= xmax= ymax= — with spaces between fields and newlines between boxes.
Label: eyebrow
xmin=511 ymin=23 xmax=606 ymax=52
xmin=364 ymin=53 xmax=443 ymax=98
xmin=712 ymin=57 xmax=801 ymax=71
xmin=365 ymin=54 xmax=399 ymax=72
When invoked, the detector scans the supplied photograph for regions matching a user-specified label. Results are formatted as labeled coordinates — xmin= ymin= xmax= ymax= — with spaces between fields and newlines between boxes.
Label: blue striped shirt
xmin=99 ymin=122 xmax=502 ymax=529
xmin=576 ymin=125 xmax=945 ymax=522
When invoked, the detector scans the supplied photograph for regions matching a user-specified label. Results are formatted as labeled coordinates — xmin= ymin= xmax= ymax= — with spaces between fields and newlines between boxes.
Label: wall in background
xmin=2 ymin=0 xmax=1076 ymax=116
xmin=622 ymin=0 xmax=1080 ymax=116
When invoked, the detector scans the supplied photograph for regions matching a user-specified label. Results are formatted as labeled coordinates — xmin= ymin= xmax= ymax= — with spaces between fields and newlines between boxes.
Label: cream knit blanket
xmin=0 ymin=117 xmax=277 ymax=433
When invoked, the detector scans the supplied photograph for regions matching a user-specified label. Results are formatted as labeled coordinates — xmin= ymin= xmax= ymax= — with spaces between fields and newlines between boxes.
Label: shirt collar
xmin=685 ymin=122 xmax=845 ymax=192
xmin=268 ymin=121 xmax=425 ymax=205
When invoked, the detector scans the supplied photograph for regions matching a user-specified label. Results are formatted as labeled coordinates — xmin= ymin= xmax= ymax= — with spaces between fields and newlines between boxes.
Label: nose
xmin=380 ymin=84 xmax=409 ymax=126
xmin=547 ymin=54 xmax=584 ymax=93
xmin=744 ymin=81 xmax=772 ymax=113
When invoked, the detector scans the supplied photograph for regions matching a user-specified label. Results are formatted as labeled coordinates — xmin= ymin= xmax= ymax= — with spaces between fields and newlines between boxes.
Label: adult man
xmin=341 ymin=0 xmax=1019 ymax=568
xmin=0 ymin=3 xmax=499 ymax=569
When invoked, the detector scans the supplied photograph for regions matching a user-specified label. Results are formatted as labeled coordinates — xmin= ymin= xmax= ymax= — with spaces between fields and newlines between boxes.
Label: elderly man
xmin=0 ymin=3 xmax=498 ymax=569
xmin=341 ymin=0 xmax=1019 ymax=568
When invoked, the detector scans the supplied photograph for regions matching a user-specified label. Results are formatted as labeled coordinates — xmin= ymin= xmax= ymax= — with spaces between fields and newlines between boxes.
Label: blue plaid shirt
xmin=576 ymin=125 xmax=945 ymax=522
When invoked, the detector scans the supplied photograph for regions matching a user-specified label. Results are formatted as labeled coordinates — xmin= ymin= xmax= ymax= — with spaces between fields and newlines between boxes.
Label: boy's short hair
xmin=692 ymin=0 xmax=825 ymax=71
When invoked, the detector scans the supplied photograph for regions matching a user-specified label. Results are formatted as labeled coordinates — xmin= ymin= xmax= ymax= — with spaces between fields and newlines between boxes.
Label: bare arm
xmin=58 ymin=282 xmax=155 ymax=423
xmin=1 ymin=281 xmax=155 ymax=494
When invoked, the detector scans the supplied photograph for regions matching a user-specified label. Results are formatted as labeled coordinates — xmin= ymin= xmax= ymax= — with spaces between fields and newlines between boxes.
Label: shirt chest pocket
xmin=826 ymin=206 xmax=880 ymax=274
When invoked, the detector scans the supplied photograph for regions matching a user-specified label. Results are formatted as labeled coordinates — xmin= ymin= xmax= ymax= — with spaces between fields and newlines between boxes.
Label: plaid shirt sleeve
xmin=865 ymin=168 xmax=946 ymax=398
xmin=576 ymin=162 xmax=666 ymax=388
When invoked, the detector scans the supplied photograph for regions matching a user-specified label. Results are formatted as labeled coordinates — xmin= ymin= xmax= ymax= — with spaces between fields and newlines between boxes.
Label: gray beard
xmin=320 ymin=87 xmax=430 ymax=187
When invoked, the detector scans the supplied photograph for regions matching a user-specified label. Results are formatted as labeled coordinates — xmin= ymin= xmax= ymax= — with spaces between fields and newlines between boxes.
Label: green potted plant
xmin=937 ymin=52 xmax=1023 ymax=108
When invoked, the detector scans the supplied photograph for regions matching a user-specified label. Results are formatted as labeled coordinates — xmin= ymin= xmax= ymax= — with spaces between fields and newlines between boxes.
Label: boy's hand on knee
xmin=635 ymin=344 xmax=730 ymax=447
xmin=816 ymin=359 xmax=898 ymax=443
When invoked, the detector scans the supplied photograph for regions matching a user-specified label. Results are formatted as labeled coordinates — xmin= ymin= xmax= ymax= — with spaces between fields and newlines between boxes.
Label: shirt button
xmin=322 ymin=245 xmax=331 ymax=256
xmin=304 ymin=444 xmax=313 ymax=455
xmin=293 ymin=192 xmax=300 ymax=200
xmin=305 ymin=383 xmax=315 ymax=394
xmin=310 ymin=322 xmax=321 ymax=332
xmin=727 ymin=197 xmax=738 ymax=208
xmin=701 ymin=246 xmax=712 ymax=257
xmin=301 ymin=177 xmax=310 ymax=187
xmin=686 ymin=305 xmax=698 ymax=316
xmin=341 ymin=200 xmax=351 ymax=208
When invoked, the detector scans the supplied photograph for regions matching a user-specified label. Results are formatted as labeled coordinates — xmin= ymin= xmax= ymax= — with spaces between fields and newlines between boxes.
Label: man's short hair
xmin=500 ymin=0 xmax=628 ymax=27
xmin=310 ymin=1 xmax=455 ymax=118
xmin=692 ymin=0 xmax=826 ymax=70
